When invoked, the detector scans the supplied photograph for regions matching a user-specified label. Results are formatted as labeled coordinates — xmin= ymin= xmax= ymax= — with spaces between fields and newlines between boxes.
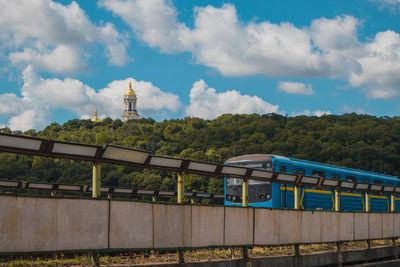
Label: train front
xmin=224 ymin=154 xmax=276 ymax=207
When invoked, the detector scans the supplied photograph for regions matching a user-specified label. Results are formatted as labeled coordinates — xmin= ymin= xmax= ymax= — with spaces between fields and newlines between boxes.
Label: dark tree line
xmin=1 ymin=113 xmax=400 ymax=194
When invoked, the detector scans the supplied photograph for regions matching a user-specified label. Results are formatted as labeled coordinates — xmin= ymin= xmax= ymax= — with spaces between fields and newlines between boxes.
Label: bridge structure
xmin=1 ymin=132 xmax=400 ymax=266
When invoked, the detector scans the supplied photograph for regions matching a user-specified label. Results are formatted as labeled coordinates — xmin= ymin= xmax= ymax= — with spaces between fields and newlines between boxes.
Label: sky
xmin=1 ymin=0 xmax=400 ymax=131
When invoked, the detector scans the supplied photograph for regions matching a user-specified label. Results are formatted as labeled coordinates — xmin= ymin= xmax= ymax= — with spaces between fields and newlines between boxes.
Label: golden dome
xmin=92 ymin=109 xmax=101 ymax=123
xmin=125 ymin=81 xmax=135 ymax=96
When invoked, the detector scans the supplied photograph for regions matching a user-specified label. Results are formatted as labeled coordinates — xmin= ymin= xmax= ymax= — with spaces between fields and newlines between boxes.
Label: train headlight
xmin=232 ymin=196 xmax=236 ymax=201
xmin=259 ymin=195 xmax=265 ymax=199
xmin=266 ymin=194 xmax=270 ymax=199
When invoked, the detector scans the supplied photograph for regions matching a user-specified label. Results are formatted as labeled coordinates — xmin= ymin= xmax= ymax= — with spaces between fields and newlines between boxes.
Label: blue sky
xmin=1 ymin=0 xmax=400 ymax=130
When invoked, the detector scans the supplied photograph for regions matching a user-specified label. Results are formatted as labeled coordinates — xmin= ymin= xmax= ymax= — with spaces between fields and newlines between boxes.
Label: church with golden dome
xmin=122 ymin=81 xmax=139 ymax=121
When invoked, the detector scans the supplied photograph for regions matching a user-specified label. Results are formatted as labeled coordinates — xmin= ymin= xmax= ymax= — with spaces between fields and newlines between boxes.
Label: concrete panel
xmin=301 ymin=211 xmax=321 ymax=244
xmin=191 ymin=206 xmax=224 ymax=247
xmin=224 ymin=207 xmax=254 ymax=246
xmin=321 ymin=212 xmax=339 ymax=243
xmin=382 ymin=213 xmax=394 ymax=239
xmin=109 ymin=201 xmax=153 ymax=249
xmin=56 ymin=199 xmax=108 ymax=251
xmin=278 ymin=210 xmax=301 ymax=244
xmin=368 ymin=213 xmax=383 ymax=240
xmin=368 ymin=213 xmax=382 ymax=239
xmin=394 ymin=213 xmax=400 ymax=237
xmin=254 ymin=209 xmax=279 ymax=245
xmin=339 ymin=212 xmax=354 ymax=241
xmin=153 ymin=204 xmax=192 ymax=248
xmin=0 ymin=196 xmax=56 ymax=253
xmin=354 ymin=213 xmax=369 ymax=240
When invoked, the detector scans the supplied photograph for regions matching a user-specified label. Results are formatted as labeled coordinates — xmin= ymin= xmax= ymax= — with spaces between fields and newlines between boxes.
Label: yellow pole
xmin=365 ymin=192 xmax=370 ymax=212
xmin=191 ymin=198 xmax=195 ymax=205
xmin=294 ymin=185 xmax=300 ymax=210
xmin=335 ymin=189 xmax=341 ymax=212
xmin=242 ymin=178 xmax=248 ymax=207
xmin=391 ymin=194 xmax=395 ymax=213
xmin=177 ymin=172 xmax=184 ymax=204
xmin=152 ymin=196 xmax=156 ymax=202
xmin=92 ymin=163 xmax=101 ymax=198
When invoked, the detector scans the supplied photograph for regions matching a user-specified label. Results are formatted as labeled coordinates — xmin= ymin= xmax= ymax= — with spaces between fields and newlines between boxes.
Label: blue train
xmin=224 ymin=154 xmax=400 ymax=212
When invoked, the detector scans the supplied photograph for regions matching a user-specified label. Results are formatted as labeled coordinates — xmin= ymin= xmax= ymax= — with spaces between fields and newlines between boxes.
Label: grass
xmin=1 ymin=239 xmax=399 ymax=266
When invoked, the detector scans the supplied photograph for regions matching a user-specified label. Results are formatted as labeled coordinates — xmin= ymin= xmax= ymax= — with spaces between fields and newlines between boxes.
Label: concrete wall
xmin=1 ymin=195 xmax=400 ymax=254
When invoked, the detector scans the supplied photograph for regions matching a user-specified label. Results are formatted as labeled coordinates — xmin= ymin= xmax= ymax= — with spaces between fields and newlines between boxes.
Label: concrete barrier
xmin=191 ymin=206 xmax=224 ymax=247
xmin=355 ymin=212 xmax=369 ymax=240
xmin=278 ymin=209 xmax=301 ymax=244
xmin=153 ymin=204 xmax=192 ymax=248
xmin=55 ymin=198 xmax=108 ymax=251
xmin=300 ymin=210 xmax=321 ymax=244
xmin=109 ymin=201 xmax=153 ymax=249
xmin=254 ymin=208 xmax=279 ymax=245
xmin=224 ymin=206 xmax=253 ymax=246
xmin=1 ymin=195 xmax=400 ymax=255
xmin=0 ymin=196 xmax=56 ymax=253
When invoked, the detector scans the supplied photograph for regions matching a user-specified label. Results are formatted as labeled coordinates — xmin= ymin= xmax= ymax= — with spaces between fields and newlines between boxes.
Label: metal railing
xmin=0 ymin=132 xmax=399 ymax=211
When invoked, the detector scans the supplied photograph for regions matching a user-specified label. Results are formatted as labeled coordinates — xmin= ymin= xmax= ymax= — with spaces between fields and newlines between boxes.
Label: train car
xmin=224 ymin=154 xmax=400 ymax=212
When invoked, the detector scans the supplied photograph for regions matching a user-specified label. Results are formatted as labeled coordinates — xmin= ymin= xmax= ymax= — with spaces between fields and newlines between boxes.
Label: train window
xmin=312 ymin=170 xmax=325 ymax=178
xmin=331 ymin=173 xmax=341 ymax=179
xmin=294 ymin=168 xmax=305 ymax=175
xmin=361 ymin=178 xmax=369 ymax=183
xmin=280 ymin=166 xmax=287 ymax=173
xmin=227 ymin=178 xmax=242 ymax=185
xmin=346 ymin=176 xmax=357 ymax=182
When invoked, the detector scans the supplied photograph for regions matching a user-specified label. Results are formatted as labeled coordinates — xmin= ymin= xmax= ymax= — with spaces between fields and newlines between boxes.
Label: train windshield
xmin=226 ymin=161 xmax=272 ymax=185
xmin=225 ymin=161 xmax=273 ymax=204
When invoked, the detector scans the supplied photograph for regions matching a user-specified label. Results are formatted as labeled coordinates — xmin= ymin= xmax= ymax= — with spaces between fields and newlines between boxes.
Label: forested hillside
xmin=1 ymin=113 xmax=400 ymax=194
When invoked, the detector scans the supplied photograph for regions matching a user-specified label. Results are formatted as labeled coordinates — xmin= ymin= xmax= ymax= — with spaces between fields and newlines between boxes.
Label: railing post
xmin=294 ymin=185 xmax=300 ymax=210
xmin=335 ymin=189 xmax=341 ymax=212
xmin=92 ymin=162 xmax=101 ymax=198
xmin=242 ymin=178 xmax=249 ymax=207
xmin=152 ymin=196 xmax=157 ymax=202
xmin=177 ymin=172 xmax=184 ymax=204
xmin=365 ymin=192 xmax=370 ymax=212
xmin=391 ymin=194 xmax=395 ymax=213
xmin=191 ymin=198 xmax=195 ymax=204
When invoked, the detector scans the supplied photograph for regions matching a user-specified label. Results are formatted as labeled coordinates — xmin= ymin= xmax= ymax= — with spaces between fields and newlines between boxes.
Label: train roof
xmin=226 ymin=154 xmax=399 ymax=181
xmin=226 ymin=154 xmax=284 ymax=163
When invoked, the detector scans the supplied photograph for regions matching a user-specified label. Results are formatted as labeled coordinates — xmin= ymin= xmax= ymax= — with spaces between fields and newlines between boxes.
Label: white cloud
xmin=313 ymin=110 xmax=332 ymax=116
xmin=101 ymin=1 xmax=350 ymax=77
xmin=100 ymin=0 xmax=189 ymax=53
xmin=277 ymin=81 xmax=314 ymax=95
xmin=0 ymin=0 xmax=129 ymax=73
xmin=185 ymin=79 xmax=279 ymax=119
xmin=291 ymin=109 xmax=331 ymax=117
xmin=349 ymin=30 xmax=400 ymax=99
xmin=9 ymin=45 xmax=85 ymax=74
xmin=373 ymin=0 xmax=400 ymax=11
xmin=0 ymin=66 xmax=181 ymax=131
xmin=101 ymin=0 xmax=400 ymax=100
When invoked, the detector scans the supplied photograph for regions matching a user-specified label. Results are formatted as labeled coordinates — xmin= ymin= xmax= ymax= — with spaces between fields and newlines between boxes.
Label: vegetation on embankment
xmin=1 ymin=113 xmax=400 ymax=194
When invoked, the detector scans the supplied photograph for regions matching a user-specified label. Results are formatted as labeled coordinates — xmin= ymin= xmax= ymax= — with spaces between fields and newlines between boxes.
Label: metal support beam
xmin=177 ymin=172 xmax=184 ymax=204
xmin=335 ymin=189 xmax=341 ymax=212
xmin=294 ymin=185 xmax=300 ymax=210
xmin=365 ymin=192 xmax=370 ymax=212
xmin=391 ymin=194 xmax=395 ymax=213
xmin=242 ymin=178 xmax=249 ymax=207
xmin=92 ymin=163 xmax=101 ymax=198
xmin=177 ymin=249 xmax=185 ymax=264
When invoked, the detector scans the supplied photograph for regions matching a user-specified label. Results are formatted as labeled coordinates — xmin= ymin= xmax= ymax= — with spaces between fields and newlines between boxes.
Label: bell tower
xmin=122 ymin=81 xmax=139 ymax=121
